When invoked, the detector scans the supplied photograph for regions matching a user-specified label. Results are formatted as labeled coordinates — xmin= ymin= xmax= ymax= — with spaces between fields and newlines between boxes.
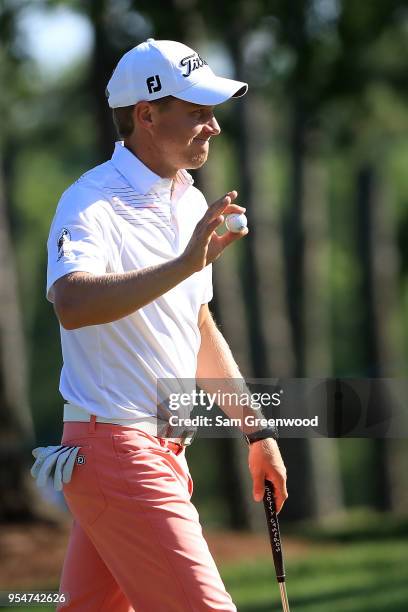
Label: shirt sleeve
xmin=46 ymin=186 xmax=109 ymax=302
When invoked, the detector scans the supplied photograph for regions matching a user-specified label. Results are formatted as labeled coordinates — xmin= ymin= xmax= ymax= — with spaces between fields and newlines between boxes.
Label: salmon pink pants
xmin=58 ymin=418 xmax=236 ymax=611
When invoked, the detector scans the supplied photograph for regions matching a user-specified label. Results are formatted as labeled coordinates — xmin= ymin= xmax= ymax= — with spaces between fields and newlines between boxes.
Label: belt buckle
xmin=179 ymin=429 xmax=196 ymax=446
xmin=163 ymin=421 xmax=196 ymax=447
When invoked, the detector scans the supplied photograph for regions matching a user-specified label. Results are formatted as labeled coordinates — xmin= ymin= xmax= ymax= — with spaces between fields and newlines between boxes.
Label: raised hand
xmin=182 ymin=191 xmax=248 ymax=273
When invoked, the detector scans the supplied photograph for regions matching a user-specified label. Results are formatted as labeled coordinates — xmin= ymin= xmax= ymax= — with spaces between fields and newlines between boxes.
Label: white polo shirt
xmin=47 ymin=142 xmax=212 ymax=419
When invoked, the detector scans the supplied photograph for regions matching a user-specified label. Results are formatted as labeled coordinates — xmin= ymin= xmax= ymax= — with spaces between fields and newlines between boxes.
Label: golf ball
xmin=225 ymin=213 xmax=248 ymax=233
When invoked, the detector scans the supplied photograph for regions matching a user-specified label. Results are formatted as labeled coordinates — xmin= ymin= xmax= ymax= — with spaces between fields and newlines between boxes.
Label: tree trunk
xmin=302 ymin=154 xmax=344 ymax=517
xmin=357 ymin=164 xmax=404 ymax=512
xmin=0 ymin=152 xmax=39 ymax=521
xmin=222 ymin=20 xmax=303 ymax=527
xmin=87 ymin=0 xmax=119 ymax=161
xmin=276 ymin=96 xmax=316 ymax=522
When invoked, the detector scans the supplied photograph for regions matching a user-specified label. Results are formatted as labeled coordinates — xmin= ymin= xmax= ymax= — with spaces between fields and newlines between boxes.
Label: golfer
xmin=46 ymin=39 xmax=288 ymax=611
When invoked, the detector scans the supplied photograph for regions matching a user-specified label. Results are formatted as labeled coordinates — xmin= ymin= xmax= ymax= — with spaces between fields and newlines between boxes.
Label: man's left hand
xmin=248 ymin=438 xmax=288 ymax=513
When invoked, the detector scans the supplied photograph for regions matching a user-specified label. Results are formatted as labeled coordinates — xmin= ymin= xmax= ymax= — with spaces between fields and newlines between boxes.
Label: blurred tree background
xmin=1 ymin=0 xmax=408 ymax=607
xmin=0 ymin=0 xmax=408 ymax=612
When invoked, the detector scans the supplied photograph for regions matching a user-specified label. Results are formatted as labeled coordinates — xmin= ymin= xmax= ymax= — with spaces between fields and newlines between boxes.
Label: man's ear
xmin=133 ymin=101 xmax=154 ymax=132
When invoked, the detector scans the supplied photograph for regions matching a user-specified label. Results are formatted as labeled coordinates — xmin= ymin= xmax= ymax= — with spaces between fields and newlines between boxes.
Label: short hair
xmin=112 ymin=96 xmax=176 ymax=139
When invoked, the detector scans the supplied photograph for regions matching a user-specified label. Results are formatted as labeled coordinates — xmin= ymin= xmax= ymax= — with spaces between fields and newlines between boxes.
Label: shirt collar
xmin=110 ymin=141 xmax=194 ymax=200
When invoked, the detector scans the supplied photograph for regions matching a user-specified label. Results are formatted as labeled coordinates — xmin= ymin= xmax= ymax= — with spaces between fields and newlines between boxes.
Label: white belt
xmin=63 ymin=403 xmax=195 ymax=446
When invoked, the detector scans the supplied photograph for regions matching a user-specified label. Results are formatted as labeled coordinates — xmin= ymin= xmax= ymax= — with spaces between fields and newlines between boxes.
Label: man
xmin=46 ymin=39 xmax=287 ymax=611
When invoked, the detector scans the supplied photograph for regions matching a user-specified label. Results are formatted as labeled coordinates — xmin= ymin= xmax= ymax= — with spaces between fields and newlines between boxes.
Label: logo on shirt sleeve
xmin=57 ymin=228 xmax=72 ymax=261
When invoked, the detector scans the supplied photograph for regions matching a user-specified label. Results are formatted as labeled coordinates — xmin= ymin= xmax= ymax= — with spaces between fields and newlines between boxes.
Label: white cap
xmin=106 ymin=39 xmax=248 ymax=108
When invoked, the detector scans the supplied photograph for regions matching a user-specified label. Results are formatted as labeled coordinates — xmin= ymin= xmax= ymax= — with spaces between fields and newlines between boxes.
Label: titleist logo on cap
xmin=180 ymin=54 xmax=208 ymax=77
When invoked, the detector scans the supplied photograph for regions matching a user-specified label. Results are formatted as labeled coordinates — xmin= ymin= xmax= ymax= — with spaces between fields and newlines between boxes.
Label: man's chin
xmin=186 ymin=152 xmax=209 ymax=169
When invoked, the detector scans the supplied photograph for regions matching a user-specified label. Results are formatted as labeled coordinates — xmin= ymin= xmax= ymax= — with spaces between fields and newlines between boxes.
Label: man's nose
xmin=204 ymin=116 xmax=221 ymax=136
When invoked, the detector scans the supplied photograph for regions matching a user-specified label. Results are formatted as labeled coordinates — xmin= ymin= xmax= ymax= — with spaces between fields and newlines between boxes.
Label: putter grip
xmin=263 ymin=479 xmax=286 ymax=583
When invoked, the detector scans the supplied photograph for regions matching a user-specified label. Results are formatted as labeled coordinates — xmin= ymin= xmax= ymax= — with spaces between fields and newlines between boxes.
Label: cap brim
xmin=174 ymin=75 xmax=248 ymax=106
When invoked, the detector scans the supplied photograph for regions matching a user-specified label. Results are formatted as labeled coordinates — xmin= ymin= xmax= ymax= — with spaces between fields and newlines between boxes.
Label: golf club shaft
xmin=263 ymin=479 xmax=291 ymax=612
xmin=279 ymin=582 xmax=290 ymax=612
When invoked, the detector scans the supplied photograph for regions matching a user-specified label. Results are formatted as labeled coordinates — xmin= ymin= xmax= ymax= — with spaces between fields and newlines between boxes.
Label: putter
xmin=263 ymin=479 xmax=291 ymax=612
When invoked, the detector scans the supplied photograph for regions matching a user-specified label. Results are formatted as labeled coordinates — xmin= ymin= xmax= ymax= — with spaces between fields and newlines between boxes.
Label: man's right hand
xmin=181 ymin=191 xmax=248 ymax=273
